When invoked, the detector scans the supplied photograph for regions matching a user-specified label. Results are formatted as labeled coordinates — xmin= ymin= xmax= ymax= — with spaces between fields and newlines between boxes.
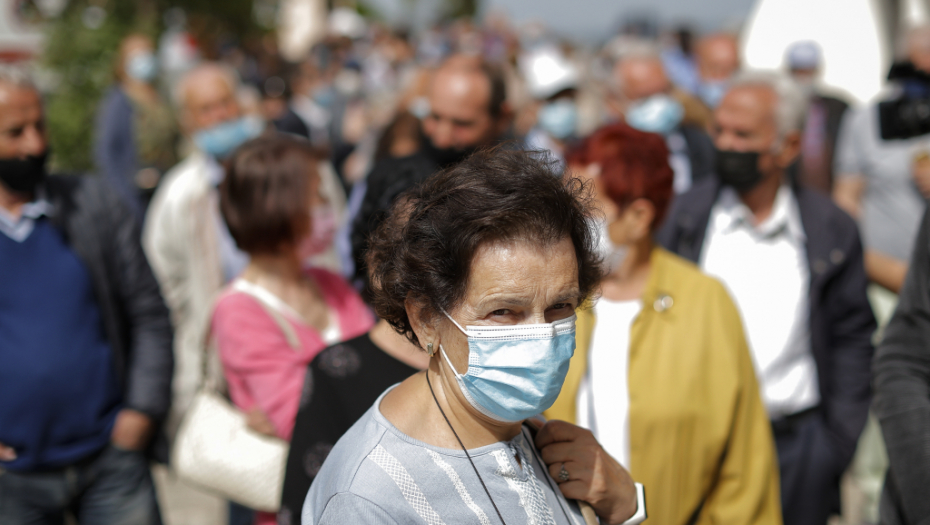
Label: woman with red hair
xmin=546 ymin=123 xmax=784 ymax=525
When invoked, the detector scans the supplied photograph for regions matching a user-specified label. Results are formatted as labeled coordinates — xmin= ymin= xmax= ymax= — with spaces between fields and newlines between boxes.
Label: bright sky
xmin=364 ymin=0 xmax=892 ymax=103
xmin=366 ymin=0 xmax=758 ymax=42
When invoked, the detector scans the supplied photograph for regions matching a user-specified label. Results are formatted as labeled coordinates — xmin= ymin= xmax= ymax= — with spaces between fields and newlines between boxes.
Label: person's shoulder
xmin=368 ymin=150 xmax=438 ymax=186
xmin=311 ymin=332 xmax=375 ymax=368
xmin=99 ymin=86 xmax=130 ymax=109
xmin=794 ymin=185 xmax=859 ymax=239
xmin=145 ymin=153 xmax=211 ymax=228
xmin=663 ymin=177 xmax=719 ymax=226
xmin=44 ymin=173 xmax=84 ymax=198
xmin=157 ymin=152 xmax=211 ymax=202
xmin=306 ymin=405 xmax=393 ymax=499
xmin=46 ymin=174 xmax=126 ymax=218
xmin=211 ymin=288 xmax=271 ymax=329
xmin=653 ymin=248 xmax=732 ymax=302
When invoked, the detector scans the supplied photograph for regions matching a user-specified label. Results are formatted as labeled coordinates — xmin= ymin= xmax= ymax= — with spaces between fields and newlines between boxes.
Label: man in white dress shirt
xmin=658 ymin=72 xmax=875 ymax=525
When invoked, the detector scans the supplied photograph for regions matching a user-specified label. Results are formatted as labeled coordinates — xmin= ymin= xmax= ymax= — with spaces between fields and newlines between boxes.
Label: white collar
xmin=713 ymin=184 xmax=806 ymax=243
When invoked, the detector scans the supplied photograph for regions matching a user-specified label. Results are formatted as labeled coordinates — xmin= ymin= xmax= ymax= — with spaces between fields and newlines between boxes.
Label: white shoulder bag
xmin=172 ymin=281 xmax=304 ymax=512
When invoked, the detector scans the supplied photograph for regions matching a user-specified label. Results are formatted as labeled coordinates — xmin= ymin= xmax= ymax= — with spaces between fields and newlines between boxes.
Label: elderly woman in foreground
xmin=303 ymin=149 xmax=645 ymax=525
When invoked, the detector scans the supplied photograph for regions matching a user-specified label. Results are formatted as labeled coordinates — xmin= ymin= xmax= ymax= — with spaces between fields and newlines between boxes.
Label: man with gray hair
xmin=608 ymin=44 xmax=716 ymax=194
xmin=144 ymin=63 xmax=261 ymax=440
xmin=658 ymin=71 xmax=875 ymax=525
xmin=0 ymin=65 xmax=173 ymax=523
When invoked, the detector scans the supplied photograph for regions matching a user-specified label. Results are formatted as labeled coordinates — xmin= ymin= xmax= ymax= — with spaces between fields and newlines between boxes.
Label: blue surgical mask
xmin=440 ymin=311 xmax=577 ymax=423
xmin=126 ymin=52 xmax=158 ymax=82
xmin=193 ymin=116 xmax=264 ymax=159
xmin=537 ymin=99 xmax=578 ymax=140
xmin=625 ymin=94 xmax=684 ymax=135
xmin=312 ymin=86 xmax=337 ymax=108
xmin=698 ymin=80 xmax=728 ymax=109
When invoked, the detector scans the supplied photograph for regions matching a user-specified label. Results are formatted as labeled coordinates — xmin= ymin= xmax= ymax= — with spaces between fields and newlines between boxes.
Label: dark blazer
xmin=679 ymin=124 xmax=716 ymax=187
xmin=873 ymin=206 xmax=930 ymax=525
xmin=45 ymin=175 xmax=174 ymax=423
xmin=94 ymin=87 xmax=143 ymax=220
xmin=656 ymin=178 xmax=876 ymax=471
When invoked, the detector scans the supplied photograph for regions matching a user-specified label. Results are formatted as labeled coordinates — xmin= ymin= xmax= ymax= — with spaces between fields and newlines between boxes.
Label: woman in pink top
xmin=211 ymin=135 xmax=373 ymax=525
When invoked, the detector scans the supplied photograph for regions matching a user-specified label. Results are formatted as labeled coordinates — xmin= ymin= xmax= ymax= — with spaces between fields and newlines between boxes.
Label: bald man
xmin=695 ymin=33 xmax=741 ymax=108
xmin=611 ymin=51 xmax=716 ymax=193
xmin=660 ymin=72 xmax=874 ymax=525
xmin=0 ymin=64 xmax=172 ymax=525
xmin=350 ymin=55 xmax=511 ymax=289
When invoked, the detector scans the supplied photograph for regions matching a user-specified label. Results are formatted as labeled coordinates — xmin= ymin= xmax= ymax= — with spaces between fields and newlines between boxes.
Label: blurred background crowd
xmin=4 ymin=0 xmax=930 ymax=524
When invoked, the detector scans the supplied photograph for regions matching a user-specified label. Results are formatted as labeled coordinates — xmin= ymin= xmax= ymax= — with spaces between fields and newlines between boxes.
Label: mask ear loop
xmin=438 ymin=308 xmax=470 ymax=379
xmin=440 ymin=307 xmax=469 ymax=334
xmin=436 ymin=309 xmax=469 ymax=378
xmin=438 ymin=344 xmax=463 ymax=378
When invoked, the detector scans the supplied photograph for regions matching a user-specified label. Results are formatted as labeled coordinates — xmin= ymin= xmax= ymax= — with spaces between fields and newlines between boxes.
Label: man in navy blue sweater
xmin=0 ymin=66 xmax=173 ymax=524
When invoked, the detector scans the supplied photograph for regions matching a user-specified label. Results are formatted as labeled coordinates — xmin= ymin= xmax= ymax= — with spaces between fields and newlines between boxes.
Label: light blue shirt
xmin=304 ymin=386 xmax=587 ymax=525
xmin=0 ymin=190 xmax=54 ymax=243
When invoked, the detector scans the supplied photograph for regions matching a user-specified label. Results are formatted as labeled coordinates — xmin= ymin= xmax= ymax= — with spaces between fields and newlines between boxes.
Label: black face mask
xmin=423 ymin=139 xmax=478 ymax=170
xmin=715 ymin=148 xmax=763 ymax=192
xmin=0 ymin=151 xmax=48 ymax=194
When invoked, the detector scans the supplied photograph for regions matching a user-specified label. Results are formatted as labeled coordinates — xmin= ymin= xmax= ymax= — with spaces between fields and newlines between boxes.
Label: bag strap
xmin=230 ymin=279 xmax=303 ymax=350
xmin=198 ymin=281 xmax=305 ymax=393
xmin=522 ymin=419 xmax=599 ymax=525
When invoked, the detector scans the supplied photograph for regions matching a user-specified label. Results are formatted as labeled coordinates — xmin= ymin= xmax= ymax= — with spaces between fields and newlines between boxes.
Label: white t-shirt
xmin=576 ymin=298 xmax=642 ymax=468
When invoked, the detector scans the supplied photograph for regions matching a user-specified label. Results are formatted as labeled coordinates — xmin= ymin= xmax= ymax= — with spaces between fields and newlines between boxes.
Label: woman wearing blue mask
xmin=303 ymin=148 xmax=645 ymax=525
xmin=546 ymin=123 xmax=782 ymax=525
xmin=94 ymin=34 xmax=178 ymax=220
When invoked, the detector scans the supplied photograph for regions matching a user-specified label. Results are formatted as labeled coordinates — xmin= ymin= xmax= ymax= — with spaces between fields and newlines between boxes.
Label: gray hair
xmin=610 ymin=41 xmax=665 ymax=95
xmin=613 ymin=40 xmax=662 ymax=63
xmin=171 ymin=62 xmax=240 ymax=110
xmin=0 ymin=64 xmax=36 ymax=90
xmin=728 ymin=70 xmax=807 ymax=137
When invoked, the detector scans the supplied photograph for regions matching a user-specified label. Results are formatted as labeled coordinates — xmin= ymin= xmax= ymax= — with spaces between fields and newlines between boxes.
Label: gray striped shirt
xmin=303 ymin=387 xmax=585 ymax=525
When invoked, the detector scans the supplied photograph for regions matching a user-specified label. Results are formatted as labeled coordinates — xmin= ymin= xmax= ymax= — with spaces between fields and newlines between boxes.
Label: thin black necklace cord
xmin=426 ymin=370 xmax=507 ymax=525
xmin=527 ymin=431 xmax=574 ymax=525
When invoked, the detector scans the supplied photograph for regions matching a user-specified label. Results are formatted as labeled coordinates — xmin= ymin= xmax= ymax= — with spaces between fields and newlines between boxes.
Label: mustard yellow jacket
xmin=546 ymin=248 xmax=782 ymax=525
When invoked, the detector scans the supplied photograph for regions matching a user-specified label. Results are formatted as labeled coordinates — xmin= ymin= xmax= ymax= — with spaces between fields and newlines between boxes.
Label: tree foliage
xmin=40 ymin=0 xmax=261 ymax=172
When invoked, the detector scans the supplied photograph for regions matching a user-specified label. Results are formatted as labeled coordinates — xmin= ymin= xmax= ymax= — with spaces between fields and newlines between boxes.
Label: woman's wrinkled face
xmin=439 ymin=236 xmax=580 ymax=372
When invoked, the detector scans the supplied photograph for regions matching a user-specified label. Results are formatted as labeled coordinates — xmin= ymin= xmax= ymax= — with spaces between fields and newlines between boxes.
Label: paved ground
xmin=153 ymin=465 xmax=227 ymax=525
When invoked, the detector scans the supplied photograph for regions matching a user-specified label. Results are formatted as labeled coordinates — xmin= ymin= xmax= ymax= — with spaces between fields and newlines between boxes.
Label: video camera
xmin=879 ymin=62 xmax=930 ymax=140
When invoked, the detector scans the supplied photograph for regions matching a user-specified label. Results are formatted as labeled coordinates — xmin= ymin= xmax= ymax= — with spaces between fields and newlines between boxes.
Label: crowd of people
xmin=3 ymin=6 xmax=930 ymax=525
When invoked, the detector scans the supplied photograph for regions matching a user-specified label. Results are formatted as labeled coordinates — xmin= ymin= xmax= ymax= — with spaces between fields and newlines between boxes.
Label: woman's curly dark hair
xmin=366 ymin=147 xmax=604 ymax=347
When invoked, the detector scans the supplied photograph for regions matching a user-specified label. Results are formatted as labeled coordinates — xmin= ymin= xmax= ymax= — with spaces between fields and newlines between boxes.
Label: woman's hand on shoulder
xmin=535 ymin=419 xmax=637 ymax=525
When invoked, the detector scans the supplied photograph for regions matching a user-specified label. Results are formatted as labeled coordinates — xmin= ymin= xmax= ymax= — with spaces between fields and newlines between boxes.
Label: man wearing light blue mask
xmin=94 ymin=34 xmax=179 ymax=221
xmin=612 ymin=49 xmax=716 ymax=194
xmin=695 ymin=33 xmax=741 ymax=109
xmin=522 ymin=48 xmax=581 ymax=168
xmin=143 ymin=63 xmax=262 ymax=521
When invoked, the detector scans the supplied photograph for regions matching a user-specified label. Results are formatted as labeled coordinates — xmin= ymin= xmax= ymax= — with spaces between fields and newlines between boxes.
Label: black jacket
xmin=873 ymin=206 xmax=930 ymax=525
xmin=45 ymin=175 xmax=174 ymax=423
xmin=679 ymin=124 xmax=716 ymax=187
xmin=657 ymin=178 xmax=876 ymax=471
xmin=350 ymin=151 xmax=439 ymax=290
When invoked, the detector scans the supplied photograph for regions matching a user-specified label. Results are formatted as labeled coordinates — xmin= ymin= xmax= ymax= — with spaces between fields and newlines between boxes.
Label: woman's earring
xmin=427 ymin=342 xmax=435 ymax=357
